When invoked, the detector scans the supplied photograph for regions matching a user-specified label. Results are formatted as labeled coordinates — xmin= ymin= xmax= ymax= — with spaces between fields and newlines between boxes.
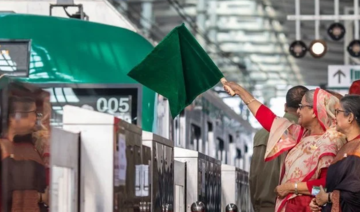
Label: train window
xmin=190 ymin=124 xmax=201 ymax=151
xmin=236 ymin=148 xmax=242 ymax=159
xmin=207 ymin=122 xmax=213 ymax=131
xmin=216 ymin=138 xmax=224 ymax=161
xmin=217 ymin=138 xmax=224 ymax=151
xmin=229 ymin=134 xmax=233 ymax=143
xmin=245 ymin=145 xmax=248 ymax=153
xmin=43 ymin=87 xmax=138 ymax=126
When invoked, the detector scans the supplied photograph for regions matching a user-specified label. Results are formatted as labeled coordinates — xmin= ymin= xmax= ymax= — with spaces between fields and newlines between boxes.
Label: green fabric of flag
xmin=128 ymin=24 xmax=224 ymax=117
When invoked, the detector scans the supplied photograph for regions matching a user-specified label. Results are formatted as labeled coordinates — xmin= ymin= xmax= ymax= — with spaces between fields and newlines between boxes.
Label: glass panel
xmin=0 ymin=40 xmax=30 ymax=77
xmin=0 ymin=79 xmax=51 ymax=211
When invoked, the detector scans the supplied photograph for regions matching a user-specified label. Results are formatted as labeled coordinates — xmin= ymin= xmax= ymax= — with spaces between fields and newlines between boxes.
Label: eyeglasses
xmin=335 ymin=109 xmax=348 ymax=116
xmin=11 ymin=110 xmax=37 ymax=118
xmin=298 ymin=104 xmax=313 ymax=110
xmin=14 ymin=110 xmax=37 ymax=114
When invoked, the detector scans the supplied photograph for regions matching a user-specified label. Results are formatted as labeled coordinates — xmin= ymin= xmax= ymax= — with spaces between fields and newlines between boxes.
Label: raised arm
xmin=224 ymin=82 xmax=262 ymax=116
xmin=224 ymin=82 xmax=277 ymax=131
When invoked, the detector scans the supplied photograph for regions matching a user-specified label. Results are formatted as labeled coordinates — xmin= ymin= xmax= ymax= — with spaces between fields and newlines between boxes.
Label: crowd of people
xmin=224 ymin=80 xmax=360 ymax=212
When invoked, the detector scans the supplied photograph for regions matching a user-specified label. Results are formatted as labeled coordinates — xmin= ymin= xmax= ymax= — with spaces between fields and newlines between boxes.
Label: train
xmin=0 ymin=9 xmax=254 ymax=169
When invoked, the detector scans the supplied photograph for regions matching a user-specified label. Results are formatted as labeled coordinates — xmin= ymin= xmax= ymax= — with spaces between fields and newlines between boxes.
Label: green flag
xmin=128 ymin=24 xmax=225 ymax=118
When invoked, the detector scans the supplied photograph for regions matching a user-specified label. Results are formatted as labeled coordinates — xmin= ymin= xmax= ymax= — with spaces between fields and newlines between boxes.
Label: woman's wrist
xmin=38 ymin=192 xmax=42 ymax=203
xmin=294 ymin=182 xmax=299 ymax=195
xmin=328 ymin=192 xmax=332 ymax=203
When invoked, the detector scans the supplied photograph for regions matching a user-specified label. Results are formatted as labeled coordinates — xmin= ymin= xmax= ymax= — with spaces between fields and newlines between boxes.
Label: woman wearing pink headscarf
xmin=223 ymin=82 xmax=346 ymax=212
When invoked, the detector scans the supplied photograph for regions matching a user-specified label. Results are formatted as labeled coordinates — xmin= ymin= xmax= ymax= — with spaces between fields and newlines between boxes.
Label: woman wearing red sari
xmin=223 ymin=83 xmax=346 ymax=212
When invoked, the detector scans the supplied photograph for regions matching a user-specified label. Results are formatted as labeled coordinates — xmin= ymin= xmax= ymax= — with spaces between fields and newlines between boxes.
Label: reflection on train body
xmin=171 ymin=92 xmax=254 ymax=171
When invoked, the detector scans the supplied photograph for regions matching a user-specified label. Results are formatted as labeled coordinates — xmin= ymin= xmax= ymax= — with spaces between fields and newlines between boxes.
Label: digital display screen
xmin=43 ymin=87 xmax=138 ymax=125
xmin=0 ymin=40 xmax=30 ymax=77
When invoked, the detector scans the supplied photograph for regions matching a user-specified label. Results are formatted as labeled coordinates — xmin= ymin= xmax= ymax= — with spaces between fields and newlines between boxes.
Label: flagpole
xmin=220 ymin=78 xmax=236 ymax=96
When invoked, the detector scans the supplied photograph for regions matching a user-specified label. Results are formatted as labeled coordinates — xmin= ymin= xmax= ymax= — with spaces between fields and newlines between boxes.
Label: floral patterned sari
xmin=264 ymin=88 xmax=346 ymax=212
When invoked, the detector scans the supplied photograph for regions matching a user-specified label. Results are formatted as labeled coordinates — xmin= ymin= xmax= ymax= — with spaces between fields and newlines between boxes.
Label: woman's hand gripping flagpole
xmin=221 ymin=78 xmax=236 ymax=96
xmin=222 ymin=80 xmax=262 ymax=118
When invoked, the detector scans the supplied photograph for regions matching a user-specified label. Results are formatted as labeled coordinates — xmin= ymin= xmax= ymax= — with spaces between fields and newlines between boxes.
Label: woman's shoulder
xmin=319 ymin=127 xmax=347 ymax=150
xmin=326 ymin=126 xmax=343 ymax=136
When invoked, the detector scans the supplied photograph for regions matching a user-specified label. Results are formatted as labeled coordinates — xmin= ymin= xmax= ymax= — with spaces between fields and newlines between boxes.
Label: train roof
xmin=0 ymin=13 xmax=157 ymax=131
xmin=0 ymin=13 xmax=154 ymax=84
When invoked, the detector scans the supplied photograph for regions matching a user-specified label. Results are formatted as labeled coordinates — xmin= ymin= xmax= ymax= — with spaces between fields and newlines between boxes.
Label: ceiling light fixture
xmin=289 ymin=40 xmax=307 ymax=58
xmin=309 ymin=40 xmax=327 ymax=58
xmin=347 ymin=40 xmax=360 ymax=57
xmin=327 ymin=23 xmax=346 ymax=41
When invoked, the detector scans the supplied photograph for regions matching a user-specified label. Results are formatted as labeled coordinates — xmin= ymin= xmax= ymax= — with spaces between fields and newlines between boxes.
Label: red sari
xmin=258 ymin=89 xmax=346 ymax=212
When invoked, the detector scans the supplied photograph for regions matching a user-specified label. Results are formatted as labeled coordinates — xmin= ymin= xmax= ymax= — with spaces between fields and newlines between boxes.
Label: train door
xmin=140 ymin=145 xmax=151 ymax=212
xmin=163 ymin=144 xmax=174 ymax=211
xmin=154 ymin=142 xmax=164 ymax=211
xmin=214 ymin=162 xmax=222 ymax=212
xmin=204 ymin=160 xmax=211 ymax=212
xmin=198 ymin=159 xmax=206 ymax=207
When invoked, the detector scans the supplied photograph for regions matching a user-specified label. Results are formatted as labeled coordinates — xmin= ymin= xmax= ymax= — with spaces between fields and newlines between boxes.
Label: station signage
xmin=44 ymin=87 xmax=139 ymax=125
xmin=328 ymin=65 xmax=360 ymax=88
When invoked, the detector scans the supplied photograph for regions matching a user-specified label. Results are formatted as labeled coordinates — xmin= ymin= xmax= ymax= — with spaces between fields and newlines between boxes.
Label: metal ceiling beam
xmin=217 ymin=39 xmax=344 ymax=47
xmin=217 ymin=40 xmax=287 ymax=46
xmin=262 ymin=0 xmax=353 ymax=10
xmin=217 ymin=47 xmax=344 ymax=56
xmin=258 ymin=57 xmax=337 ymax=65
xmin=213 ymin=24 xmax=327 ymax=34
xmin=215 ymin=27 xmax=284 ymax=34
xmin=215 ymin=13 xmax=286 ymax=19
xmin=221 ymin=41 xmax=344 ymax=53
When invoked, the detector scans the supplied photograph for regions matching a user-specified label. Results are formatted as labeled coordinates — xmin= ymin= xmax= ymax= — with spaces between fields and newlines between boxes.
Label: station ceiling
xmin=111 ymin=0 xmax=356 ymax=99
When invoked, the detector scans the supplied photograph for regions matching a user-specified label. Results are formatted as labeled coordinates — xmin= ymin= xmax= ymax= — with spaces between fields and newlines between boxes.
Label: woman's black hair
xmin=340 ymin=94 xmax=360 ymax=126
